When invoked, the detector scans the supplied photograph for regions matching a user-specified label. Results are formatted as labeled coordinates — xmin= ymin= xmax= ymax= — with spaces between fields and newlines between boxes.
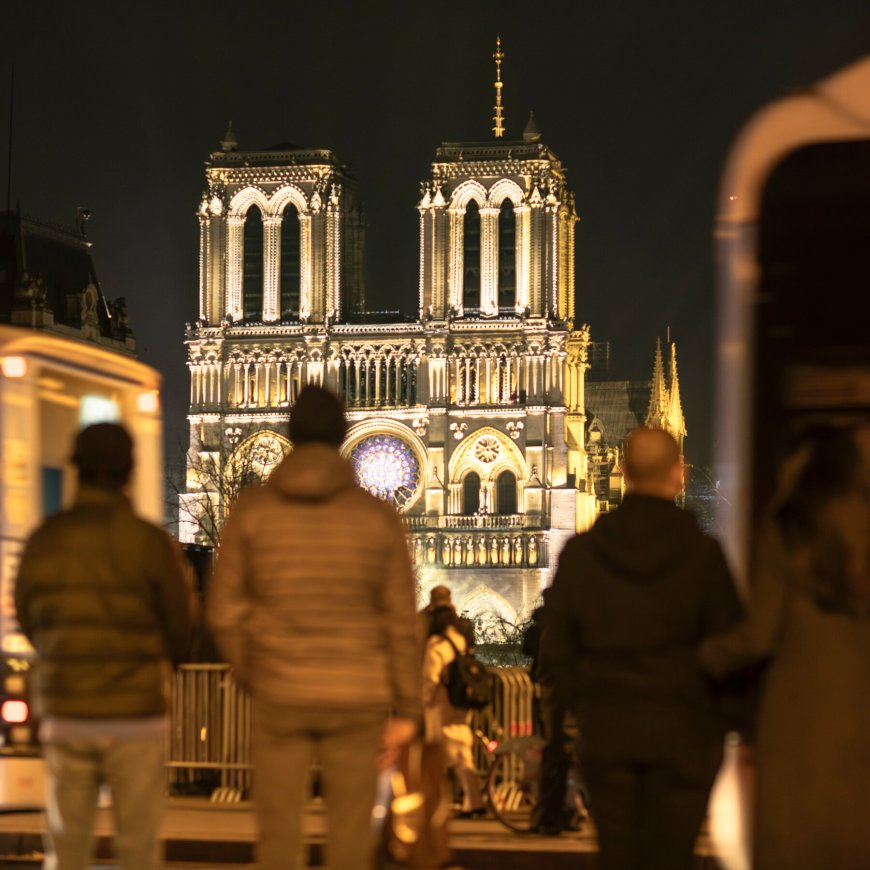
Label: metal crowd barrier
xmin=166 ymin=664 xmax=251 ymax=802
xmin=167 ymin=663 xmax=540 ymax=801
xmin=471 ymin=667 xmax=539 ymax=771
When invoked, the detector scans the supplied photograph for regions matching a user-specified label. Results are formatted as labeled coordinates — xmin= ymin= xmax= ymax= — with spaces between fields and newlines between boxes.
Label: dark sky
xmin=5 ymin=0 xmax=870 ymax=466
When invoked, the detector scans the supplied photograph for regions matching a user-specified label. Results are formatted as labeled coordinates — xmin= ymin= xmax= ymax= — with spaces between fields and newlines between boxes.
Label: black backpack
xmin=441 ymin=634 xmax=490 ymax=710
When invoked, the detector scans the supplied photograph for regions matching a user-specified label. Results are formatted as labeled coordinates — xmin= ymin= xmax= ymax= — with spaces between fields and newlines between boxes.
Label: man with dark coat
xmin=542 ymin=427 xmax=742 ymax=870
xmin=15 ymin=423 xmax=194 ymax=870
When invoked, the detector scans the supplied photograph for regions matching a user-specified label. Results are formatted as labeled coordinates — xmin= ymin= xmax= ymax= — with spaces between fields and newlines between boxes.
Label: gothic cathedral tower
xmin=182 ymin=42 xmax=599 ymax=631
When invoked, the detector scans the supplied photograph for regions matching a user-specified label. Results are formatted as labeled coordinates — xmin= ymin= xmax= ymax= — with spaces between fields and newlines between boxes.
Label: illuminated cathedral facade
xmin=180 ymin=60 xmax=685 ymax=630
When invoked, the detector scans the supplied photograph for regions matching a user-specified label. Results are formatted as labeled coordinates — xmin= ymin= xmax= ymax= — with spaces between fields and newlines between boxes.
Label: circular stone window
xmin=474 ymin=435 xmax=501 ymax=464
xmin=350 ymin=434 xmax=421 ymax=509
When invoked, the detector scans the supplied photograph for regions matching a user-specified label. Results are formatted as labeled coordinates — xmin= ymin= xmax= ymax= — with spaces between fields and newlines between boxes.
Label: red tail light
xmin=1 ymin=700 xmax=29 ymax=724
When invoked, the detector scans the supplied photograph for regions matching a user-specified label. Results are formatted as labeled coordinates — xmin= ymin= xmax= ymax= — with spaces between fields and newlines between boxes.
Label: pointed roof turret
xmin=646 ymin=336 xmax=669 ymax=429
xmin=666 ymin=340 xmax=687 ymax=439
xmin=523 ymin=111 xmax=542 ymax=143
xmin=220 ymin=122 xmax=238 ymax=152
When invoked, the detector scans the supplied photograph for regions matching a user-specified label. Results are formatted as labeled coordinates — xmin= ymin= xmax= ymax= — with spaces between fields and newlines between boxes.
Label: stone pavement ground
xmin=0 ymin=798 xmax=720 ymax=869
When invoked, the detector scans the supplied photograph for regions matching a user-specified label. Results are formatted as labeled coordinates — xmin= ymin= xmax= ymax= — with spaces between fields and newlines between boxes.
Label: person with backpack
xmin=422 ymin=604 xmax=487 ymax=818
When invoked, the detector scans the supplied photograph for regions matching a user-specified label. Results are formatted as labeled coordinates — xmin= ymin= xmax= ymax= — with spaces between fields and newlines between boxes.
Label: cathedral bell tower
xmin=196 ymin=127 xmax=365 ymax=328
xmin=417 ymin=42 xmax=578 ymax=324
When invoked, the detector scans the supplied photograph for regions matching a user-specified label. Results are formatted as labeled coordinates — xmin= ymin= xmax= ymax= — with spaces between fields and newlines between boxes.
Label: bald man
xmin=541 ymin=427 xmax=742 ymax=870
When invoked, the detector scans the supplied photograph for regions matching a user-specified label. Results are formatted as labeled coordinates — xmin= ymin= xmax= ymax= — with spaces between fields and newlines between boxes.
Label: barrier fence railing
xmin=167 ymin=663 xmax=539 ymax=801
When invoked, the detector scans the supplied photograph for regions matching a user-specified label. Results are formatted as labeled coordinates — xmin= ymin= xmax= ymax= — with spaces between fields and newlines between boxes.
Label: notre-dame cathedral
xmin=180 ymin=43 xmax=686 ymax=633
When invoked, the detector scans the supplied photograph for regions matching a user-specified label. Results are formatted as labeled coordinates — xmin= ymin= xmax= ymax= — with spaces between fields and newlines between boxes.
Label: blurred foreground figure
xmin=15 ymin=423 xmax=194 ymax=870
xmin=543 ymin=427 xmax=742 ymax=870
xmin=701 ymin=424 xmax=870 ymax=870
xmin=207 ymin=386 xmax=421 ymax=870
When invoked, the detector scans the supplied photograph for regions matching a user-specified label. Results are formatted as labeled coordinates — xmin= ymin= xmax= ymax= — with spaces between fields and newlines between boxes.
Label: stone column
xmin=514 ymin=204 xmax=531 ymax=313
xmin=448 ymin=208 xmax=464 ymax=315
xmin=262 ymin=216 xmax=282 ymax=322
xmin=299 ymin=214 xmax=312 ymax=321
xmin=480 ymin=207 xmax=500 ymax=316
xmin=226 ymin=216 xmax=245 ymax=321
xmin=198 ymin=215 xmax=209 ymax=321
xmin=326 ymin=200 xmax=341 ymax=320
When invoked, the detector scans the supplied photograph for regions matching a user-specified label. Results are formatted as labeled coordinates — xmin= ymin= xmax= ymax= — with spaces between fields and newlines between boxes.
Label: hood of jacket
xmin=267 ymin=442 xmax=358 ymax=501
xmin=586 ymin=492 xmax=701 ymax=579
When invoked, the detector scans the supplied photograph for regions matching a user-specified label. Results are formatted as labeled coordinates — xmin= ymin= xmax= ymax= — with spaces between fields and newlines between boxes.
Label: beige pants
xmin=251 ymin=700 xmax=386 ymax=870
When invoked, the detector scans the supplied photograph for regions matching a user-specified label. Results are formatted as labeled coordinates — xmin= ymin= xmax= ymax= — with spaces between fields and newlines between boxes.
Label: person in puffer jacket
xmin=207 ymin=386 xmax=421 ymax=870
xmin=15 ymin=423 xmax=194 ymax=870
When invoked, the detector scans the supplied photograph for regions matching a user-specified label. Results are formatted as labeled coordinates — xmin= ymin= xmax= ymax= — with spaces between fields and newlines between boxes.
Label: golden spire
xmin=492 ymin=35 xmax=505 ymax=139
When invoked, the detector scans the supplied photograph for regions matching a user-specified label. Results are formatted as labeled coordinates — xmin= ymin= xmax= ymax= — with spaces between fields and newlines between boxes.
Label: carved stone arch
xmin=448 ymin=425 xmax=525 ymax=484
xmin=228 ymin=186 xmax=270 ymax=217
xmin=269 ymin=184 xmax=309 ymax=217
xmin=449 ymin=179 xmax=488 ymax=211
xmin=456 ymin=586 xmax=518 ymax=634
xmin=486 ymin=178 xmax=525 ymax=208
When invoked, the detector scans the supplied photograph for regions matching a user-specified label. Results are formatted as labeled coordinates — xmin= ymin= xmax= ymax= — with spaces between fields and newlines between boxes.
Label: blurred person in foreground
xmin=700 ymin=424 xmax=870 ymax=870
xmin=207 ymin=386 xmax=420 ymax=870
xmin=542 ymin=427 xmax=743 ymax=870
xmin=14 ymin=423 xmax=194 ymax=870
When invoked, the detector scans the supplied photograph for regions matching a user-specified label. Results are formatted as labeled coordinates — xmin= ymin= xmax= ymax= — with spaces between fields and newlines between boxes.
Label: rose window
xmin=474 ymin=436 xmax=501 ymax=464
xmin=350 ymin=434 xmax=420 ymax=508
xmin=246 ymin=435 xmax=287 ymax=477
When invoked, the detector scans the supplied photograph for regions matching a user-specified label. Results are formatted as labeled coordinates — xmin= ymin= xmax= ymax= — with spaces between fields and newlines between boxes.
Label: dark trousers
xmin=533 ymin=687 xmax=572 ymax=830
xmin=581 ymin=755 xmax=715 ymax=870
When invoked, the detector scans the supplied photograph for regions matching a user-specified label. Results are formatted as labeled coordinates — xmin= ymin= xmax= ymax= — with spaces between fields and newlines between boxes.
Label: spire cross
xmin=492 ymin=35 xmax=505 ymax=139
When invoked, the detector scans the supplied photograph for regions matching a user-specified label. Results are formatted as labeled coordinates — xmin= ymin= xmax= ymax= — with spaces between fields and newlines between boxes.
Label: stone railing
xmin=408 ymin=530 xmax=547 ymax=569
xmin=403 ymin=513 xmax=537 ymax=531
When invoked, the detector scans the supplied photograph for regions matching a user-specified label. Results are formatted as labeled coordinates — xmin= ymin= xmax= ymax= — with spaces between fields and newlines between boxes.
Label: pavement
xmin=0 ymin=797 xmax=720 ymax=869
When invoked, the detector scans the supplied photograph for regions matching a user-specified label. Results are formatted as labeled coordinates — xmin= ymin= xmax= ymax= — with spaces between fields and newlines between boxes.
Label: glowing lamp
xmin=1 ymin=356 xmax=28 ymax=378
xmin=0 ymin=699 xmax=29 ymax=724
xmin=136 ymin=391 xmax=160 ymax=414
xmin=3 ymin=675 xmax=25 ymax=695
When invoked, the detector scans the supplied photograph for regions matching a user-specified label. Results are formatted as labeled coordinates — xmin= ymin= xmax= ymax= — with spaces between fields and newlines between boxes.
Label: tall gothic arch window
xmin=242 ymin=206 xmax=264 ymax=322
xmin=463 ymin=471 xmax=481 ymax=514
xmin=463 ymin=200 xmax=481 ymax=311
xmin=496 ymin=470 xmax=517 ymax=515
xmin=498 ymin=200 xmax=516 ymax=310
xmin=280 ymin=205 xmax=300 ymax=320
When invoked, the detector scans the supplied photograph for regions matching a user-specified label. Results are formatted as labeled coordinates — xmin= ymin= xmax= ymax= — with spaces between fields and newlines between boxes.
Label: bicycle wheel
xmin=486 ymin=748 xmax=539 ymax=833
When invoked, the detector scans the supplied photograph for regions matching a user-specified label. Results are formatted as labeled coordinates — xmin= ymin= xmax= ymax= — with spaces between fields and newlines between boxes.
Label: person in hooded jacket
xmin=542 ymin=427 xmax=742 ymax=870
xmin=207 ymin=386 xmax=421 ymax=870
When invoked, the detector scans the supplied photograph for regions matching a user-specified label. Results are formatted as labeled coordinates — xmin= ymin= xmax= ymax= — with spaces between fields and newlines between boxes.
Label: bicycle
xmin=473 ymin=726 xmax=588 ymax=834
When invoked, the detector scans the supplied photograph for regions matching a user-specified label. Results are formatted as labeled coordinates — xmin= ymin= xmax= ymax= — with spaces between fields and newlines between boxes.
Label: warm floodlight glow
xmin=1 ymin=356 xmax=28 ymax=378
xmin=136 ymin=391 xmax=160 ymax=414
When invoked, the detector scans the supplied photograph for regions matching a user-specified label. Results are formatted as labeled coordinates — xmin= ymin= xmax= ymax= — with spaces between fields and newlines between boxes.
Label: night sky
xmin=5 ymin=1 xmax=870 ymax=467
